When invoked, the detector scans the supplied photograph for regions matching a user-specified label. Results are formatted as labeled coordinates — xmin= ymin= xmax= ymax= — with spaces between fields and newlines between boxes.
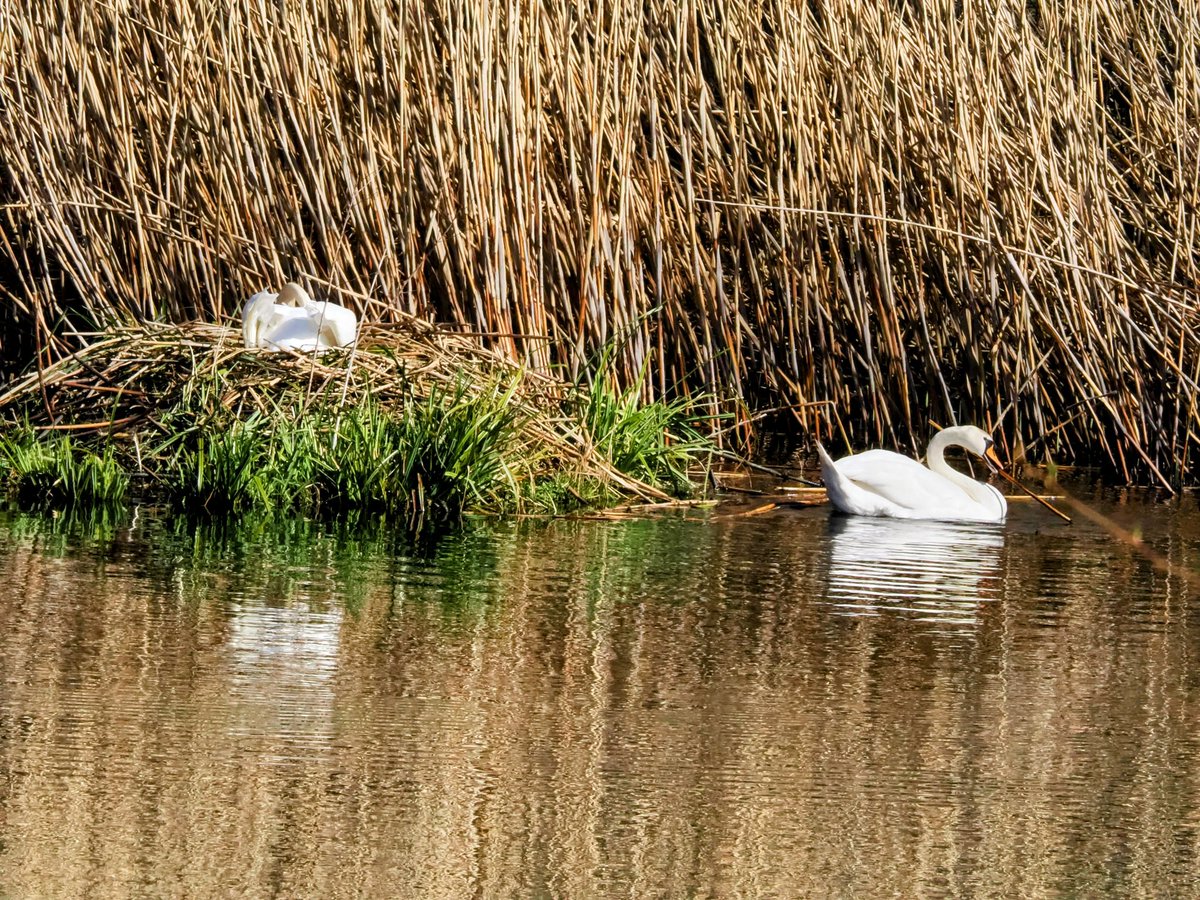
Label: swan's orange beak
xmin=984 ymin=445 xmax=1004 ymax=472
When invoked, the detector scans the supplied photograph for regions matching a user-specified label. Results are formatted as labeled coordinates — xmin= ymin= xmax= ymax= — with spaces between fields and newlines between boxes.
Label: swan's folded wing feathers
xmin=835 ymin=449 xmax=980 ymax=510
xmin=263 ymin=314 xmax=323 ymax=351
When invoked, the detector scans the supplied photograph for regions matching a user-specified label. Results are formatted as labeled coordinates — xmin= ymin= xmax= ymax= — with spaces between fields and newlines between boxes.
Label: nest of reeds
xmin=0 ymin=319 xmax=708 ymax=511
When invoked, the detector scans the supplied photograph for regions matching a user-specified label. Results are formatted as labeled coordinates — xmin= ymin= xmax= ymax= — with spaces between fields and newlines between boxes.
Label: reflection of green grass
xmin=0 ymin=501 xmax=125 ymax=557
xmin=567 ymin=517 xmax=717 ymax=615
xmin=129 ymin=510 xmax=510 ymax=620
xmin=0 ymin=505 xmax=526 ymax=650
xmin=0 ymin=504 xmax=718 ymax=645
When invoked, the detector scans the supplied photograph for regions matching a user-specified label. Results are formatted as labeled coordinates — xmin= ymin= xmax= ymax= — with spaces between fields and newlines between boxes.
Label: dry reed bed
xmin=1 ymin=0 xmax=1198 ymax=485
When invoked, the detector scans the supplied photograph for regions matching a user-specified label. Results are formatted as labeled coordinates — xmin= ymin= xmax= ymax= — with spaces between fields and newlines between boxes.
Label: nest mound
xmin=0 ymin=321 xmax=674 ymax=501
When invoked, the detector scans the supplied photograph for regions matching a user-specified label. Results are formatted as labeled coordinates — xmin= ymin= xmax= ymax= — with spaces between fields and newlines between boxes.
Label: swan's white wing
xmin=243 ymin=291 xmax=277 ymax=318
xmin=303 ymin=300 xmax=358 ymax=347
xmin=819 ymin=444 xmax=909 ymax=517
xmin=263 ymin=313 xmax=322 ymax=351
xmin=242 ymin=292 xmax=278 ymax=348
xmin=833 ymin=449 xmax=979 ymax=510
xmin=267 ymin=304 xmax=308 ymax=330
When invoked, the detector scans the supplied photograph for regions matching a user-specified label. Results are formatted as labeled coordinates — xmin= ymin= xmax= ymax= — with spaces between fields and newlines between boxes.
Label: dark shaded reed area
xmin=1 ymin=1 xmax=1198 ymax=483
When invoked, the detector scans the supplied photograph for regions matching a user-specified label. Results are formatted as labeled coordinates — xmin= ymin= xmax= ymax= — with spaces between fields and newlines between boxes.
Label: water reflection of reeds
xmin=0 ymin=506 xmax=1198 ymax=896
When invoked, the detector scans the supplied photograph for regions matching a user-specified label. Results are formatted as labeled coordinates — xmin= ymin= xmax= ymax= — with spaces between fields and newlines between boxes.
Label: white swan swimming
xmin=817 ymin=425 xmax=1007 ymax=522
xmin=241 ymin=282 xmax=358 ymax=352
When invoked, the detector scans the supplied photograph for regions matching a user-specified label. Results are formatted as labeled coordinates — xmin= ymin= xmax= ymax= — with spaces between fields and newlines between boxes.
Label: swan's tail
xmin=815 ymin=442 xmax=854 ymax=514
xmin=815 ymin=441 xmax=837 ymax=486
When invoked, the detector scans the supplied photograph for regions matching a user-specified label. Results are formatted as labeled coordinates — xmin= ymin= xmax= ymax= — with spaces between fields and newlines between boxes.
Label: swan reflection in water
xmin=822 ymin=515 xmax=1005 ymax=629
xmin=226 ymin=602 xmax=343 ymax=741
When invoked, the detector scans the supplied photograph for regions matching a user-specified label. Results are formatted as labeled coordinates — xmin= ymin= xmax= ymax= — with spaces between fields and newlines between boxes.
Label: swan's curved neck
xmin=926 ymin=428 xmax=994 ymax=507
xmin=278 ymin=283 xmax=311 ymax=308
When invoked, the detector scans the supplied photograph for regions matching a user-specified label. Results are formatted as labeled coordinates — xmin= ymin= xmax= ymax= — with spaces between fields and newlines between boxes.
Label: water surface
xmin=1 ymin=494 xmax=1198 ymax=897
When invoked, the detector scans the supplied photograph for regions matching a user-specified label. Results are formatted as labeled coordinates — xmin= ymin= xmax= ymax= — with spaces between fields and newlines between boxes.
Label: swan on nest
xmin=241 ymin=282 xmax=357 ymax=352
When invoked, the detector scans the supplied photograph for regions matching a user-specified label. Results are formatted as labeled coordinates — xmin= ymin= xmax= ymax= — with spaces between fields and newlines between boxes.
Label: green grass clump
xmin=306 ymin=401 xmax=405 ymax=513
xmin=581 ymin=377 xmax=711 ymax=497
xmin=2 ymin=362 xmax=715 ymax=520
xmin=0 ymin=431 xmax=55 ymax=500
xmin=305 ymin=382 xmax=525 ymax=519
xmin=151 ymin=379 xmax=531 ymax=521
xmin=392 ymin=382 xmax=523 ymax=516
xmin=522 ymin=474 xmax=617 ymax=516
xmin=51 ymin=440 xmax=129 ymax=506
xmin=164 ymin=417 xmax=270 ymax=513
xmin=0 ymin=431 xmax=128 ymax=507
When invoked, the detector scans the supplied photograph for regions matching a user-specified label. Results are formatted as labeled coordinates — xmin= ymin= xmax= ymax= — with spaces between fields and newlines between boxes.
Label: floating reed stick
xmin=993 ymin=467 xmax=1073 ymax=524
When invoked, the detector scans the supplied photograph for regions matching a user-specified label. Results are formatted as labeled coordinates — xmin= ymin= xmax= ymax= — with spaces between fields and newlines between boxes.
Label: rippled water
xmin=1 ymin=493 xmax=1199 ymax=897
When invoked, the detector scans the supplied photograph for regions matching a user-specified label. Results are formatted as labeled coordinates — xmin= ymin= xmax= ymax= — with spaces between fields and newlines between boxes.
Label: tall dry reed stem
xmin=1 ymin=0 xmax=1197 ymax=484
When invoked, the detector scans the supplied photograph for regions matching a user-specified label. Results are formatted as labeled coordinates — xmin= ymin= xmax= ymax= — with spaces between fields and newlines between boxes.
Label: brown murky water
xmin=1 ymin=493 xmax=1199 ymax=897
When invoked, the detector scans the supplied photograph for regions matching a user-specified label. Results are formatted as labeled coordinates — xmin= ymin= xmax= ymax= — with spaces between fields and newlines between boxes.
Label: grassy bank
xmin=1 ymin=1 xmax=1198 ymax=485
xmin=0 ymin=323 xmax=713 ymax=519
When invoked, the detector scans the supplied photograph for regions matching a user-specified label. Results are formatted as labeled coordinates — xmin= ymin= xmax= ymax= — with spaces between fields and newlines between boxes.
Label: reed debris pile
xmin=0 ymin=322 xmax=710 ymax=516
xmin=1 ymin=0 xmax=1198 ymax=484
